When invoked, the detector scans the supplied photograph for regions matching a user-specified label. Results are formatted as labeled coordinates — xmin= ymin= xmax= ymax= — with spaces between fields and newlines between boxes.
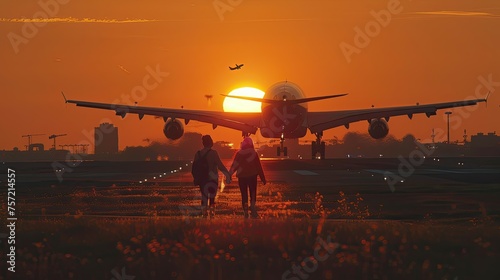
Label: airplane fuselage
xmin=229 ymin=64 xmax=244 ymax=70
xmin=260 ymin=81 xmax=308 ymax=139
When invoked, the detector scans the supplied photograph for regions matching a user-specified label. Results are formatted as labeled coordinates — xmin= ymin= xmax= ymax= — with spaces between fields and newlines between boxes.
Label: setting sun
xmin=222 ymin=87 xmax=265 ymax=112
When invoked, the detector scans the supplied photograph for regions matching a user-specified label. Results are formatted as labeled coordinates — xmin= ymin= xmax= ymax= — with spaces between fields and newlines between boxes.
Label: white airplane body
xmin=66 ymin=81 xmax=487 ymax=158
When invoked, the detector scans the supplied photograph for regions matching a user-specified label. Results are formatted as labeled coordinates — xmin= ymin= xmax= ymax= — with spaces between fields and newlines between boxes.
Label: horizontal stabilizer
xmin=221 ymin=93 xmax=348 ymax=104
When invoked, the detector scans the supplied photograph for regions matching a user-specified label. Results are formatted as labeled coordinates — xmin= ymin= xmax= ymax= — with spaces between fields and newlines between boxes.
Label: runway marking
xmin=426 ymin=169 xmax=465 ymax=174
xmin=293 ymin=170 xmax=318 ymax=176
xmin=365 ymin=169 xmax=499 ymax=174
xmin=364 ymin=169 xmax=387 ymax=174
xmin=425 ymin=169 xmax=499 ymax=174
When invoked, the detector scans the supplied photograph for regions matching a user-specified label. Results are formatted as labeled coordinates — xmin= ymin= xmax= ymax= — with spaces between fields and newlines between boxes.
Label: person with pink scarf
xmin=229 ymin=137 xmax=266 ymax=218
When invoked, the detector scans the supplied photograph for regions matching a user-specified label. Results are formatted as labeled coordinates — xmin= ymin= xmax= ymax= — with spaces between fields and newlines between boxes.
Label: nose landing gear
xmin=276 ymin=133 xmax=288 ymax=157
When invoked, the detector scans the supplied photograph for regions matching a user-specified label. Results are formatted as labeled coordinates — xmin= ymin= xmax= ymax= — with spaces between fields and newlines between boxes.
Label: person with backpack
xmin=192 ymin=135 xmax=231 ymax=218
xmin=229 ymin=137 xmax=266 ymax=219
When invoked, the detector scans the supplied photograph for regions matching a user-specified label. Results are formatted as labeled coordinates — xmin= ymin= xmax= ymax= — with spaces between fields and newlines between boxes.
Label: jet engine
xmin=163 ymin=119 xmax=184 ymax=140
xmin=368 ymin=118 xmax=389 ymax=139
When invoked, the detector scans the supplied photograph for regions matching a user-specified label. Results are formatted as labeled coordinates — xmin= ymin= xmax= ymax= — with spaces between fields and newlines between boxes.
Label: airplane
xmin=229 ymin=64 xmax=244 ymax=70
xmin=64 ymin=81 xmax=487 ymax=159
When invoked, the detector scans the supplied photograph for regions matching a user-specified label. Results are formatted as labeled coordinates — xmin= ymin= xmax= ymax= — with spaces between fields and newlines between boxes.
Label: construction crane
xmin=48 ymin=134 xmax=67 ymax=150
xmin=22 ymin=134 xmax=45 ymax=150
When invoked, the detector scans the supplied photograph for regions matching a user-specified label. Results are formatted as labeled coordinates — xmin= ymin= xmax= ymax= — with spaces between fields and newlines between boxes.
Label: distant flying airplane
xmin=229 ymin=64 xmax=244 ymax=70
xmin=64 ymin=81 xmax=487 ymax=159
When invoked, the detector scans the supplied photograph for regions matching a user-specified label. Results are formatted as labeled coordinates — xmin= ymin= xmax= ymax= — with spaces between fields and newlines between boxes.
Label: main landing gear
xmin=311 ymin=132 xmax=326 ymax=159
xmin=276 ymin=133 xmax=288 ymax=157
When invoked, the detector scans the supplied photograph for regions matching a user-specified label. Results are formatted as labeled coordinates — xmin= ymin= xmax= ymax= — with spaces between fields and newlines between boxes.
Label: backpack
xmin=192 ymin=149 xmax=212 ymax=186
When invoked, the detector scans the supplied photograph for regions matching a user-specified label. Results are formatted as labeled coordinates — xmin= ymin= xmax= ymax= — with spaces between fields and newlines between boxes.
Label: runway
xmin=6 ymin=156 xmax=500 ymax=186
xmin=3 ymin=157 xmax=499 ymax=222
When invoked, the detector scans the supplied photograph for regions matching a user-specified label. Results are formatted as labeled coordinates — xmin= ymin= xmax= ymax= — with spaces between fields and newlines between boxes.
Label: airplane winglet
xmin=61 ymin=91 xmax=68 ymax=103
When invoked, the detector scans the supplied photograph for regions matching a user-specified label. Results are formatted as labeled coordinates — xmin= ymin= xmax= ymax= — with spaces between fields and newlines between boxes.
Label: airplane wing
xmin=307 ymin=98 xmax=487 ymax=133
xmin=65 ymin=99 xmax=261 ymax=134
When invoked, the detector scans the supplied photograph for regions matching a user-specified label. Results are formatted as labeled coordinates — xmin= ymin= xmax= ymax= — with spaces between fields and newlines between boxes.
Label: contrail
xmin=118 ymin=65 xmax=131 ymax=74
xmin=233 ymin=18 xmax=323 ymax=22
xmin=413 ymin=11 xmax=494 ymax=17
xmin=404 ymin=10 xmax=500 ymax=18
xmin=0 ymin=17 xmax=188 ymax=23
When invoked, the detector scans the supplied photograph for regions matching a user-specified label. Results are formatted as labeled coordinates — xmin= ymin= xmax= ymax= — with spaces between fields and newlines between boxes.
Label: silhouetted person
xmin=229 ymin=137 xmax=266 ymax=218
xmin=192 ymin=135 xmax=230 ymax=218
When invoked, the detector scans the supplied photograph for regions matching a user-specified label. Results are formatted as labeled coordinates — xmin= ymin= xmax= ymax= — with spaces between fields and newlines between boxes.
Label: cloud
xmin=233 ymin=18 xmax=321 ymax=22
xmin=411 ymin=11 xmax=498 ymax=17
xmin=0 ymin=17 xmax=167 ymax=23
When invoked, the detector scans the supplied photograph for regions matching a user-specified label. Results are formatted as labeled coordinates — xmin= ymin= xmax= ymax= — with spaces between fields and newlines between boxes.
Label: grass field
xmin=1 ymin=181 xmax=499 ymax=280
xmin=9 ymin=216 xmax=499 ymax=280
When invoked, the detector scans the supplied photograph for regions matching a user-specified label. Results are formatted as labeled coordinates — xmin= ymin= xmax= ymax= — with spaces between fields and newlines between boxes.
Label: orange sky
xmin=1 ymin=0 xmax=499 ymax=152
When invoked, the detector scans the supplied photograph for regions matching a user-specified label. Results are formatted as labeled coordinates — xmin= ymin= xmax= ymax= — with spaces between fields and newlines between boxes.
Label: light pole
xmin=445 ymin=111 xmax=452 ymax=144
